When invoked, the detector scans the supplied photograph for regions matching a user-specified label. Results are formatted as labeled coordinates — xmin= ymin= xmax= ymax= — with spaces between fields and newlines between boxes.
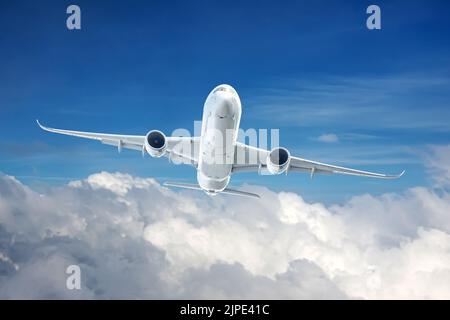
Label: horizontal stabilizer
xmin=163 ymin=181 xmax=203 ymax=191
xmin=163 ymin=181 xmax=260 ymax=199
xmin=221 ymin=188 xmax=260 ymax=199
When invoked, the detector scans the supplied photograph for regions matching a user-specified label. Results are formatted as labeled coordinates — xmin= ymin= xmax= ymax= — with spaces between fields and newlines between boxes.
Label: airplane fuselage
xmin=197 ymin=85 xmax=242 ymax=195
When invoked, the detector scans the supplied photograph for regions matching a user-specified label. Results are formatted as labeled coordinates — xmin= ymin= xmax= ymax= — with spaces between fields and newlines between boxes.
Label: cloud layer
xmin=1 ymin=146 xmax=450 ymax=299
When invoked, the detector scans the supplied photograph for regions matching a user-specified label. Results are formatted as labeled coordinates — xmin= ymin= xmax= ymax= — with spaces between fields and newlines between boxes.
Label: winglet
xmin=388 ymin=170 xmax=405 ymax=179
xmin=397 ymin=170 xmax=406 ymax=178
xmin=36 ymin=119 xmax=54 ymax=133
xmin=36 ymin=119 xmax=46 ymax=130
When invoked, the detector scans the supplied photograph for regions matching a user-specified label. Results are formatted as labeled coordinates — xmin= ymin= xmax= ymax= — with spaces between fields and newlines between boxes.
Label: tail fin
xmin=163 ymin=181 xmax=260 ymax=199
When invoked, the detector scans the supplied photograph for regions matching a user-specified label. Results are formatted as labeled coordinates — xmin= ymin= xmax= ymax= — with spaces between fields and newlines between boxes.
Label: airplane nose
xmin=208 ymin=84 xmax=241 ymax=117
xmin=215 ymin=94 xmax=235 ymax=117
xmin=212 ymin=84 xmax=236 ymax=95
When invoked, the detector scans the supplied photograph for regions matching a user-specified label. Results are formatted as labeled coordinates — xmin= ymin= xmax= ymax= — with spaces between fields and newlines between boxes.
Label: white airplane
xmin=37 ymin=84 xmax=404 ymax=199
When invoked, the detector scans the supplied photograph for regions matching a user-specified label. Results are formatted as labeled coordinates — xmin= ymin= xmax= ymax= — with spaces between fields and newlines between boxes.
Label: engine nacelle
xmin=266 ymin=147 xmax=291 ymax=174
xmin=145 ymin=130 xmax=167 ymax=158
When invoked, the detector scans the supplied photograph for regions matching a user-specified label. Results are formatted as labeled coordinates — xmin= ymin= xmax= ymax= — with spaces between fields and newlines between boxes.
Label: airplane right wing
xmin=37 ymin=120 xmax=199 ymax=166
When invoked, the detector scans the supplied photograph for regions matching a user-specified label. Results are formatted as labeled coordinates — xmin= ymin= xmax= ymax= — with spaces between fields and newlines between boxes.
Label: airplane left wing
xmin=232 ymin=142 xmax=404 ymax=179
xmin=37 ymin=120 xmax=199 ymax=165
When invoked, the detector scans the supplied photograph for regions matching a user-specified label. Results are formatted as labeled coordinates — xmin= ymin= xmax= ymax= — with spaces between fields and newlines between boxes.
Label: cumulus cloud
xmin=1 ymin=146 xmax=450 ymax=299
xmin=317 ymin=133 xmax=339 ymax=143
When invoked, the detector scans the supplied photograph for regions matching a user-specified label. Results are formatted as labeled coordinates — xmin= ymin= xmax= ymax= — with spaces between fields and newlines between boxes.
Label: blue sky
xmin=1 ymin=0 xmax=449 ymax=203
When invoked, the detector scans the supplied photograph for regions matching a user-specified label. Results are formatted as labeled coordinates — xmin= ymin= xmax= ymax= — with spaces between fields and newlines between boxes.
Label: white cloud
xmin=1 ymin=145 xmax=450 ymax=299
xmin=317 ymin=133 xmax=339 ymax=143
xmin=424 ymin=145 xmax=450 ymax=188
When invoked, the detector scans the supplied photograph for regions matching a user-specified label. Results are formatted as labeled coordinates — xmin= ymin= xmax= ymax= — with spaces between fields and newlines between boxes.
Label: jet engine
xmin=266 ymin=147 xmax=291 ymax=174
xmin=145 ymin=130 xmax=167 ymax=157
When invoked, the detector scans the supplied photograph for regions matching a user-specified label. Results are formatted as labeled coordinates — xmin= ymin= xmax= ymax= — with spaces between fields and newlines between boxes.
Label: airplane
xmin=37 ymin=84 xmax=404 ymax=199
